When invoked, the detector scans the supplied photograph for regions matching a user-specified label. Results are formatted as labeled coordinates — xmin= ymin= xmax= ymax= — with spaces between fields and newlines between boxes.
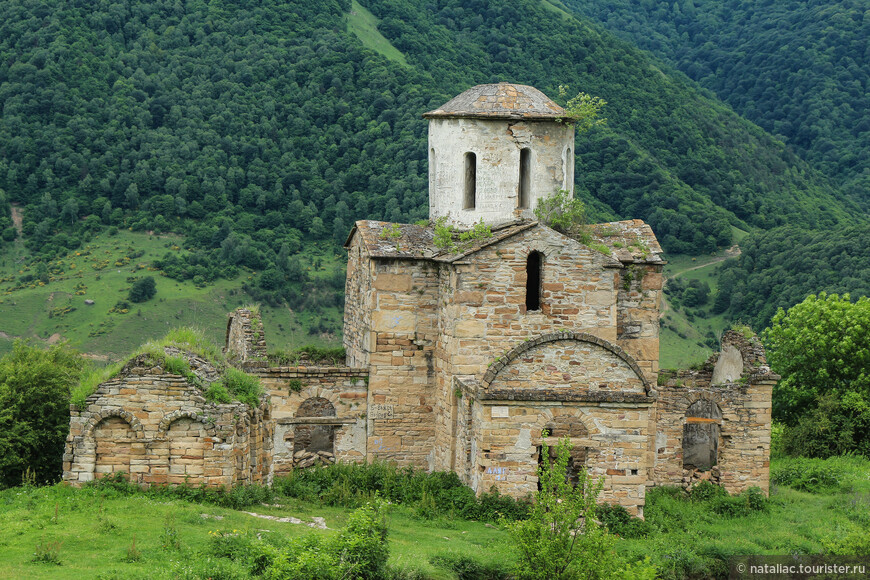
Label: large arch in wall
xmin=293 ymin=397 xmax=337 ymax=468
xmin=483 ymin=332 xmax=651 ymax=395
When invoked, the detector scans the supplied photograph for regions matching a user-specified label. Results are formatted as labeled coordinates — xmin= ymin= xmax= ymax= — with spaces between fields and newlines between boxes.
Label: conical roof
xmin=423 ymin=83 xmax=565 ymax=120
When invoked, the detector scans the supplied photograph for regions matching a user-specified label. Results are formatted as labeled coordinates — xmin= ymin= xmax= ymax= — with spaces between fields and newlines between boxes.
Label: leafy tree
xmin=682 ymin=280 xmax=710 ymax=307
xmin=507 ymin=436 xmax=655 ymax=579
xmin=782 ymin=392 xmax=870 ymax=459
xmin=0 ymin=342 xmax=85 ymax=488
xmin=128 ymin=276 xmax=157 ymax=303
xmin=763 ymin=293 xmax=870 ymax=425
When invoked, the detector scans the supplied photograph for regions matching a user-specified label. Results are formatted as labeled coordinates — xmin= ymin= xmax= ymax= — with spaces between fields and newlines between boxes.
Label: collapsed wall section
xmin=654 ymin=330 xmax=778 ymax=494
xmin=250 ymin=364 xmax=369 ymax=477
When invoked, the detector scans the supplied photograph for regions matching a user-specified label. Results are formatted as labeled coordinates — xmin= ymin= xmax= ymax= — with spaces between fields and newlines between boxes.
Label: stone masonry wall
xmin=343 ymin=236 xmax=374 ymax=368
xmin=428 ymin=118 xmax=574 ymax=228
xmin=654 ymin=331 xmax=777 ymax=494
xmin=363 ymin=258 xmax=440 ymax=468
xmin=250 ymin=364 xmax=369 ymax=477
xmin=64 ymin=354 xmax=272 ymax=487
xmin=616 ymin=263 xmax=663 ymax=385
xmin=466 ymin=334 xmax=655 ymax=516
xmin=433 ymin=226 xmax=624 ymax=472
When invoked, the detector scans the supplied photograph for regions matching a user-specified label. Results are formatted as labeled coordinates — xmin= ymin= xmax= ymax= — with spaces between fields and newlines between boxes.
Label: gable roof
xmin=346 ymin=219 xmax=665 ymax=265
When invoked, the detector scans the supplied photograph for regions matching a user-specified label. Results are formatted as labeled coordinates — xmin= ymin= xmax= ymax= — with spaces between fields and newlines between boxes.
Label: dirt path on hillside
xmin=660 ymin=244 xmax=741 ymax=317
xmin=9 ymin=205 xmax=23 ymax=237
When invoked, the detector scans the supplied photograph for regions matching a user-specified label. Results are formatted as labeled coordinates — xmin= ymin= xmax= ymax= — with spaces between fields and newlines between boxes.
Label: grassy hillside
xmin=347 ymin=0 xmax=409 ymax=65
xmin=659 ymin=251 xmax=734 ymax=369
xmin=0 ymin=229 xmax=343 ymax=360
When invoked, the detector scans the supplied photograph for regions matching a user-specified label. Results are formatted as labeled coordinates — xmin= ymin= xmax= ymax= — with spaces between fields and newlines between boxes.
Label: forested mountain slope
xmin=563 ymin=0 xmax=870 ymax=203
xmin=0 ymin=0 xmax=861 ymax=303
xmin=714 ymin=225 xmax=870 ymax=329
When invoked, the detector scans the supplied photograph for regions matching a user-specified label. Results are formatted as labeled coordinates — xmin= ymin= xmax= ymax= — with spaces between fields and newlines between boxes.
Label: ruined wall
xmin=654 ymin=331 xmax=777 ymax=494
xmin=428 ymin=117 xmax=574 ymax=228
xmin=251 ymin=365 xmax=368 ymax=477
xmin=343 ymin=235 xmax=374 ymax=368
xmin=225 ymin=308 xmax=267 ymax=362
xmin=64 ymin=354 xmax=272 ymax=487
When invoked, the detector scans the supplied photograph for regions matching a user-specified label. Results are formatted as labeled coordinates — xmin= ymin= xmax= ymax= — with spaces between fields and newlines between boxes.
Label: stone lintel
xmin=277 ymin=417 xmax=359 ymax=425
xmin=479 ymin=389 xmax=654 ymax=404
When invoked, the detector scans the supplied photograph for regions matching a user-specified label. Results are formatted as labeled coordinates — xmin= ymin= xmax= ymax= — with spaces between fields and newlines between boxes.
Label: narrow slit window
xmin=518 ymin=148 xmax=531 ymax=209
xmin=464 ymin=152 xmax=476 ymax=209
xmin=526 ymin=251 xmax=542 ymax=311
xmin=429 ymin=148 xmax=436 ymax=184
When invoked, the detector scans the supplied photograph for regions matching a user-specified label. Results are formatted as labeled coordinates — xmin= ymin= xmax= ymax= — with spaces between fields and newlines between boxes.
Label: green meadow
xmin=0 ymin=230 xmax=343 ymax=361
xmin=2 ymin=455 xmax=868 ymax=579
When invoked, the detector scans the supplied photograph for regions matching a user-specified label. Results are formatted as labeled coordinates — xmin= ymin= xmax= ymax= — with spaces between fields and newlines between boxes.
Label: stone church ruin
xmin=64 ymin=84 xmax=776 ymax=516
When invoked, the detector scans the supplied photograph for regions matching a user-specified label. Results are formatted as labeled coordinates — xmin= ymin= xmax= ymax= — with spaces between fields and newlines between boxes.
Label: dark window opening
xmin=537 ymin=443 xmax=587 ymax=490
xmin=294 ymin=397 xmax=337 ymax=468
xmin=464 ymin=152 xmax=476 ymax=209
xmin=518 ymin=148 xmax=531 ymax=209
xmin=526 ymin=251 xmax=542 ymax=311
xmin=683 ymin=400 xmax=723 ymax=471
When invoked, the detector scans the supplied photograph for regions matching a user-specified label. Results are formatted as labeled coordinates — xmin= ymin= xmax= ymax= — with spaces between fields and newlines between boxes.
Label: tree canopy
xmin=763 ymin=293 xmax=870 ymax=425
xmin=0 ymin=342 xmax=85 ymax=488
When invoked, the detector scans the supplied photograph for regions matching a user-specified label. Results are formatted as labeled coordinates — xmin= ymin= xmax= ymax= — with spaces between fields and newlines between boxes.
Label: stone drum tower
xmin=423 ymin=82 xmax=575 ymax=228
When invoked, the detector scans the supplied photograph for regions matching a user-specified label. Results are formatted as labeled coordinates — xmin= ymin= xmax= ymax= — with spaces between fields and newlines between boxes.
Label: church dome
xmin=423 ymin=82 xmax=565 ymax=121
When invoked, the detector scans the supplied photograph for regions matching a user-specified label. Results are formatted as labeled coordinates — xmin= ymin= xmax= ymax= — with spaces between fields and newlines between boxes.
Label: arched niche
xmin=484 ymin=333 xmax=650 ymax=395
xmin=94 ymin=416 xmax=136 ymax=480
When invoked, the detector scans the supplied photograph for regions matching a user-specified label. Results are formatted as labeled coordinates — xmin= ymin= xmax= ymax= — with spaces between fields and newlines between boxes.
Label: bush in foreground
xmin=275 ymin=461 xmax=530 ymax=522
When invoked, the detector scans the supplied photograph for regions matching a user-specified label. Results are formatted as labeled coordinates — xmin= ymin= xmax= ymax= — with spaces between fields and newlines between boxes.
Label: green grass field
xmin=2 ymin=456 xmax=868 ymax=579
xmin=0 ymin=230 xmax=343 ymax=362
xmin=347 ymin=0 xmax=409 ymax=66
xmin=540 ymin=0 xmax=574 ymax=19
xmin=0 ymin=484 xmax=512 ymax=580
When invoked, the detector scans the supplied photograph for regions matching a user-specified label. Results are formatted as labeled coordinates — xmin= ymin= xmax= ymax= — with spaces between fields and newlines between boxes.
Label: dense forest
xmin=713 ymin=225 xmax=870 ymax=329
xmin=0 ymin=0 xmax=864 ymax=311
xmin=564 ymin=0 xmax=870 ymax=204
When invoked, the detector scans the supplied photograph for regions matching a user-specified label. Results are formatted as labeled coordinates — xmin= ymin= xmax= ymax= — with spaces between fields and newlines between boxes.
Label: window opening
xmin=563 ymin=146 xmax=573 ymax=189
xmin=683 ymin=399 xmax=722 ymax=470
xmin=526 ymin=251 xmax=542 ymax=311
xmin=518 ymin=148 xmax=531 ymax=209
xmin=429 ymin=147 xmax=436 ymax=184
xmin=464 ymin=152 xmax=476 ymax=209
